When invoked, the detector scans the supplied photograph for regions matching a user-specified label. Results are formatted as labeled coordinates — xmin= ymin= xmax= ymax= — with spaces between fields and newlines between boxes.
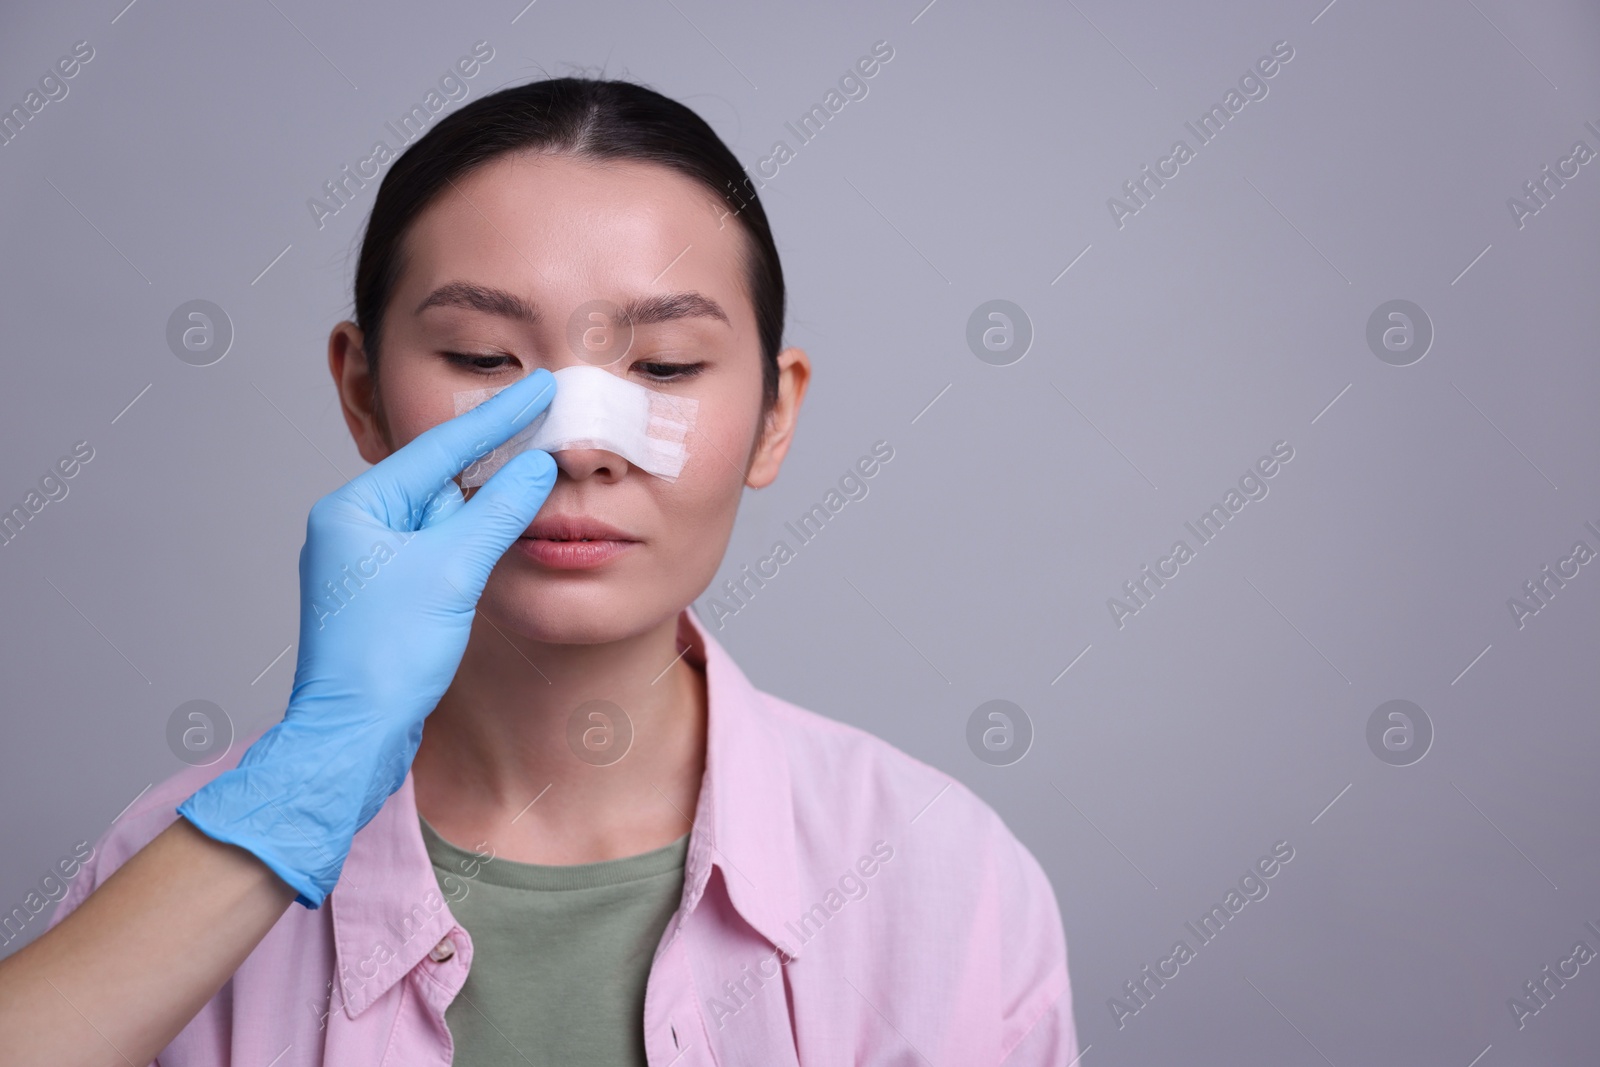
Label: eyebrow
xmin=415 ymin=282 xmax=540 ymax=324
xmin=414 ymin=282 xmax=729 ymax=328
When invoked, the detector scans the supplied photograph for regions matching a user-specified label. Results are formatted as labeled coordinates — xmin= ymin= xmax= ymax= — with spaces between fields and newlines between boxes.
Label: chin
xmin=478 ymin=579 xmax=680 ymax=647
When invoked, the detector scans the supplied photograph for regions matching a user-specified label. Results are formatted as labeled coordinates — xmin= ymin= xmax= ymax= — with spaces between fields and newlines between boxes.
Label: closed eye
xmin=635 ymin=361 xmax=705 ymax=383
xmin=442 ymin=353 xmax=705 ymax=383
xmin=442 ymin=352 xmax=516 ymax=375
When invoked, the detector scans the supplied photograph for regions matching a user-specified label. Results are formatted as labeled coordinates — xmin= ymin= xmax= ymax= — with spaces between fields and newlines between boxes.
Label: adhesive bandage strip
xmin=452 ymin=365 xmax=699 ymax=487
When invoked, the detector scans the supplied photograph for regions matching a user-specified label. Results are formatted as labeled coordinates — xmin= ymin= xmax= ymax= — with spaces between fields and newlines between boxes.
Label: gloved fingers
xmin=416 ymin=476 xmax=468 ymax=530
xmin=342 ymin=369 xmax=557 ymax=532
xmin=440 ymin=447 xmax=559 ymax=582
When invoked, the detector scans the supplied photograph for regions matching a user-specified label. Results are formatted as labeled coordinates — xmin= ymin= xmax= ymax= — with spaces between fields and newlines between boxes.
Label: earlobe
xmin=328 ymin=322 xmax=390 ymax=465
xmin=745 ymin=345 xmax=810 ymax=489
xmin=744 ymin=407 xmax=780 ymax=489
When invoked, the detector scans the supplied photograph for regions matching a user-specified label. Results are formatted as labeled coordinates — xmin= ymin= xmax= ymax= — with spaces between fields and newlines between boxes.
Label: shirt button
xmin=429 ymin=937 xmax=456 ymax=962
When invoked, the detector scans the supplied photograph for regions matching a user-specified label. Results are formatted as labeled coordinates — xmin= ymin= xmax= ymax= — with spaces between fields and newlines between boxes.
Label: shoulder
xmin=45 ymin=726 xmax=266 ymax=932
xmin=752 ymin=690 xmax=1075 ymax=1051
xmin=761 ymin=693 xmax=1067 ymax=948
xmin=759 ymin=688 xmax=1035 ymax=865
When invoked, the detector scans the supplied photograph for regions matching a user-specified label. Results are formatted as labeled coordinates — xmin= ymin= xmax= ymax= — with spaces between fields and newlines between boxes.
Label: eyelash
xmin=442 ymin=353 xmax=706 ymax=382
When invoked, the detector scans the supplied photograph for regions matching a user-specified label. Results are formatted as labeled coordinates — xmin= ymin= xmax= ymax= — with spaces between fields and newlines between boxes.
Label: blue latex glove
xmin=178 ymin=369 xmax=558 ymax=907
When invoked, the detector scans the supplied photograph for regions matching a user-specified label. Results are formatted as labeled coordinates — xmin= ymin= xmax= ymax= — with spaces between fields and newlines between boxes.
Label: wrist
xmin=175 ymin=750 xmax=367 ymax=909
xmin=176 ymin=801 xmax=330 ymax=909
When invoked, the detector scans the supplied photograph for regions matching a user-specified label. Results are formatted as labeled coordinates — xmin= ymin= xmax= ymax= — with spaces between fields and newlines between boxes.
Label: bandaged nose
xmin=453 ymin=365 xmax=698 ymax=487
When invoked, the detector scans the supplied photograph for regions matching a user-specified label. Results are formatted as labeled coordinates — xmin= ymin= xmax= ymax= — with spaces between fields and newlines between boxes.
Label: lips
xmin=519 ymin=516 xmax=640 ymax=542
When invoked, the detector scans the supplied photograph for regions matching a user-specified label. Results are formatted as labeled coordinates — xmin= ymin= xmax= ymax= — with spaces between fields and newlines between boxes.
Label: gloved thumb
xmin=444 ymin=447 xmax=559 ymax=586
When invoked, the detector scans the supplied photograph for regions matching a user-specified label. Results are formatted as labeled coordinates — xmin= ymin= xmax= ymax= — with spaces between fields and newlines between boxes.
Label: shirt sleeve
xmin=996 ymin=829 xmax=1079 ymax=1066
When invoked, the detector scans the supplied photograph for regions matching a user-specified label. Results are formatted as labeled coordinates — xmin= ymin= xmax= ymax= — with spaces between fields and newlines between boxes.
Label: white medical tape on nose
xmin=452 ymin=364 xmax=698 ymax=487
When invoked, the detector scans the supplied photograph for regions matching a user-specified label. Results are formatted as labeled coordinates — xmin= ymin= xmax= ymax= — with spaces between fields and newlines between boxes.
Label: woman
xmin=1 ymin=77 xmax=1076 ymax=1065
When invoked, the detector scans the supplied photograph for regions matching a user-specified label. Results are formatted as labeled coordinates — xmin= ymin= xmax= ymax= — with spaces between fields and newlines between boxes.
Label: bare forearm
xmin=0 ymin=817 xmax=297 ymax=1067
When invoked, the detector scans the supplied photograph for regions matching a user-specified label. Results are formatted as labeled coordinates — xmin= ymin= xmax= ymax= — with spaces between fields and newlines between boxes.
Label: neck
xmin=411 ymin=609 xmax=707 ymax=865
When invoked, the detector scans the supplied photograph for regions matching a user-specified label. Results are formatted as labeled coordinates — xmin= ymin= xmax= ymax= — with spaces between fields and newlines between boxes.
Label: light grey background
xmin=3 ymin=0 xmax=1598 ymax=1063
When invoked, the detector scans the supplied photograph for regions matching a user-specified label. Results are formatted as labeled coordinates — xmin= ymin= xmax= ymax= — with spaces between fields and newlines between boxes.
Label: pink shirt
xmin=48 ymin=608 xmax=1078 ymax=1065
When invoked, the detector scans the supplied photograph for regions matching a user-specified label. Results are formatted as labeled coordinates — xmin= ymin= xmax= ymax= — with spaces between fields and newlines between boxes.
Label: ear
xmin=745 ymin=346 xmax=810 ymax=489
xmin=328 ymin=321 xmax=392 ymax=466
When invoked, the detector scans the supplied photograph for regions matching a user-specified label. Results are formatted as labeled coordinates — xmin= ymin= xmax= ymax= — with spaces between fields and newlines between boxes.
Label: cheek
xmin=684 ymin=376 xmax=764 ymax=480
xmin=657 ymin=448 xmax=743 ymax=547
xmin=378 ymin=368 xmax=461 ymax=449
xmin=652 ymin=401 xmax=756 ymax=557
xmin=684 ymin=420 xmax=751 ymax=488
xmin=393 ymin=409 xmax=453 ymax=453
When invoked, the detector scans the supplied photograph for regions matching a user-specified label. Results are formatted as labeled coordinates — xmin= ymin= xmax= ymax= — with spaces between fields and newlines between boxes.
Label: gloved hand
xmin=177 ymin=369 xmax=559 ymax=908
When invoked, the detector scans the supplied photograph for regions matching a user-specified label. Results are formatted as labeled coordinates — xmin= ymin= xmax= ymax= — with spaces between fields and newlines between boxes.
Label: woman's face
xmin=330 ymin=151 xmax=808 ymax=644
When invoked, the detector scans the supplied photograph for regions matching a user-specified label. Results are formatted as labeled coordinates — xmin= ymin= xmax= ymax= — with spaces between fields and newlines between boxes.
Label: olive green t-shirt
xmin=419 ymin=815 xmax=690 ymax=1067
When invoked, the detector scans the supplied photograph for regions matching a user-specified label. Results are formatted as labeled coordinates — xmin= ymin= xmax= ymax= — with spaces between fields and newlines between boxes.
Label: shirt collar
xmin=331 ymin=607 xmax=806 ymax=1019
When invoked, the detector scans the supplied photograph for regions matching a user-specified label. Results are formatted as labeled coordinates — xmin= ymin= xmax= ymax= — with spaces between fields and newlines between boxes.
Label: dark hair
xmin=352 ymin=77 xmax=784 ymax=431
